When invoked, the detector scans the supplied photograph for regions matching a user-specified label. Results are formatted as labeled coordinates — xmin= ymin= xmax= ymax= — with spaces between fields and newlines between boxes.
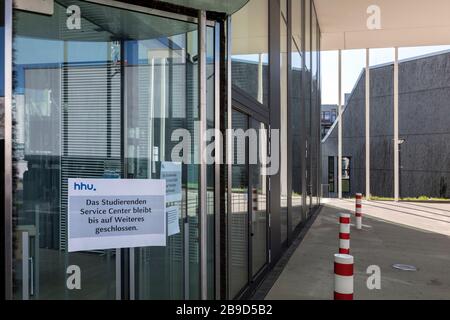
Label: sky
xmin=321 ymin=45 xmax=450 ymax=105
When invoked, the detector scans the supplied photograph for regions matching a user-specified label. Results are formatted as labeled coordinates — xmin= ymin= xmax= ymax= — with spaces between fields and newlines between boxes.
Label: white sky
xmin=321 ymin=45 xmax=450 ymax=105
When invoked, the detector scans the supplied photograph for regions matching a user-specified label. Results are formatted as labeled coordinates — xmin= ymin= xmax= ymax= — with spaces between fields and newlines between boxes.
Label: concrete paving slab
xmin=323 ymin=198 xmax=450 ymax=236
xmin=265 ymin=203 xmax=450 ymax=300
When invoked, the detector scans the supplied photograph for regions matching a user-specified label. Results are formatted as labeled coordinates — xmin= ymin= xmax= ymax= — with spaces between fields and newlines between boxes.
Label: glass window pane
xmin=13 ymin=2 xmax=121 ymax=299
xmin=206 ymin=27 xmax=216 ymax=300
xmin=291 ymin=42 xmax=303 ymax=228
xmin=311 ymin=9 xmax=318 ymax=206
xmin=251 ymin=120 xmax=268 ymax=276
xmin=231 ymin=0 xmax=269 ymax=105
xmin=280 ymin=2 xmax=288 ymax=243
xmin=292 ymin=0 xmax=302 ymax=53
xmin=11 ymin=0 xmax=212 ymax=300
xmin=280 ymin=0 xmax=288 ymax=19
xmin=229 ymin=110 xmax=249 ymax=298
xmin=0 ymin=0 xmax=4 ymax=98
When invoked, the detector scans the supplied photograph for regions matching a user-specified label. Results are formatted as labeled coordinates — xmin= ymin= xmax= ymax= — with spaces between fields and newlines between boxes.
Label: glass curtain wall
xmin=1 ymin=2 xmax=4 ymax=294
xmin=10 ymin=0 xmax=215 ymax=300
xmin=311 ymin=5 xmax=319 ymax=206
xmin=290 ymin=0 xmax=303 ymax=229
xmin=281 ymin=0 xmax=322 ymax=243
xmin=0 ymin=0 xmax=3 ymax=98
xmin=5 ymin=0 xmax=322 ymax=300
xmin=316 ymin=17 xmax=321 ymax=203
xmin=229 ymin=0 xmax=269 ymax=299
xmin=206 ymin=27 xmax=216 ymax=300
xmin=288 ymin=0 xmax=321 ymax=233
xmin=251 ymin=120 xmax=268 ymax=277
xmin=229 ymin=110 xmax=249 ymax=299
xmin=277 ymin=0 xmax=322 ymax=243
xmin=1 ymin=0 xmax=4 ymax=153
xmin=280 ymin=0 xmax=288 ymax=245
xmin=231 ymin=0 xmax=269 ymax=105
xmin=304 ymin=0 xmax=312 ymax=213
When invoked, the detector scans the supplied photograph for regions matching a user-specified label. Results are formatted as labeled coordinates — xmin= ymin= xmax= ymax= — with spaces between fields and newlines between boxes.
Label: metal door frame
xmin=228 ymin=103 xmax=270 ymax=300
xmin=4 ymin=0 xmax=220 ymax=301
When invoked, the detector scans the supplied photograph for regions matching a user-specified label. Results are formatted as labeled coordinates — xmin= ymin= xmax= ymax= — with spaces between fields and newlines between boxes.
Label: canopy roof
xmin=156 ymin=0 xmax=249 ymax=14
xmin=315 ymin=0 xmax=450 ymax=50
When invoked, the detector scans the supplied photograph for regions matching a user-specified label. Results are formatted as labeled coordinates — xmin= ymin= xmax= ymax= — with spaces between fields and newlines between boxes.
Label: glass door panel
xmin=125 ymin=22 xmax=215 ymax=300
xmin=11 ymin=0 xmax=214 ymax=300
xmin=229 ymin=110 xmax=268 ymax=298
xmin=250 ymin=119 xmax=267 ymax=277
xmin=12 ymin=1 xmax=125 ymax=299
xmin=229 ymin=110 xmax=249 ymax=298
xmin=124 ymin=27 xmax=198 ymax=300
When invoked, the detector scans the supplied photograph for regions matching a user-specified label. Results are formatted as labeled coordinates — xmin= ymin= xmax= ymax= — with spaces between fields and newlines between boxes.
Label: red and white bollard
xmin=339 ymin=213 xmax=350 ymax=254
xmin=334 ymin=254 xmax=354 ymax=300
xmin=355 ymin=193 xmax=363 ymax=230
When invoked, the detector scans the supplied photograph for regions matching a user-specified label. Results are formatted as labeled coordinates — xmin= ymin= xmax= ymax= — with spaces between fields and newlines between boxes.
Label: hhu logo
xmin=74 ymin=182 xmax=96 ymax=191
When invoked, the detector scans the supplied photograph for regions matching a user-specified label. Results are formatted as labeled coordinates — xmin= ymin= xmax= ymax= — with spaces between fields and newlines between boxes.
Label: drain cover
xmin=392 ymin=264 xmax=417 ymax=271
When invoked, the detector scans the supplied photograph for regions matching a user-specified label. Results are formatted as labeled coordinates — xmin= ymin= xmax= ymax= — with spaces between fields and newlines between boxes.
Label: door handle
xmin=22 ymin=231 xmax=29 ymax=300
xmin=29 ymin=257 xmax=34 ymax=296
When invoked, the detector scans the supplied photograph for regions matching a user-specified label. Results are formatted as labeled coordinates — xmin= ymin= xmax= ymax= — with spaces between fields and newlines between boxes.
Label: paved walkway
xmin=323 ymin=198 xmax=450 ymax=236
xmin=265 ymin=200 xmax=450 ymax=299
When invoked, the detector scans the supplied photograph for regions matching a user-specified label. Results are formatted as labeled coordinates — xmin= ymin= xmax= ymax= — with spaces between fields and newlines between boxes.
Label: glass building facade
xmin=2 ymin=0 xmax=321 ymax=300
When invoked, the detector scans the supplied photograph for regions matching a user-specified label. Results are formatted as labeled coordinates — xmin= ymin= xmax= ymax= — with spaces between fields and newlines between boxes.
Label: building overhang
xmin=152 ymin=0 xmax=249 ymax=15
xmin=315 ymin=0 xmax=450 ymax=50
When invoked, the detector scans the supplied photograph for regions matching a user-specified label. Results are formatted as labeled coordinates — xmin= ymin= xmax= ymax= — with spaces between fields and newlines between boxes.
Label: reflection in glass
xmin=305 ymin=0 xmax=312 ymax=213
xmin=206 ymin=27 xmax=216 ymax=299
xmin=12 ymin=2 xmax=122 ymax=299
xmin=11 ymin=0 xmax=214 ymax=300
xmin=123 ymin=27 xmax=199 ymax=300
xmin=291 ymin=41 xmax=303 ymax=228
xmin=231 ymin=0 xmax=269 ymax=105
xmin=292 ymin=0 xmax=302 ymax=52
xmin=311 ymin=10 xmax=318 ymax=206
xmin=229 ymin=110 xmax=249 ymax=298
xmin=280 ymin=1 xmax=288 ymax=244
xmin=251 ymin=120 xmax=267 ymax=276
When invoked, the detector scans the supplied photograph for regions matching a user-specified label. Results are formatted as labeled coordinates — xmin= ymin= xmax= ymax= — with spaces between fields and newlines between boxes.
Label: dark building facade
xmin=320 ymin=104 xmax=337 ymax=138
xmin=322 ymin=51 xmax=450 ymax=199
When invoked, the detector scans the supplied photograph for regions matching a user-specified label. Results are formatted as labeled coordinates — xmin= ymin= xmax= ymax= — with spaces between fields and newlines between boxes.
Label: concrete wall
xmin=322 ymin=51 xmax=450 ymax=199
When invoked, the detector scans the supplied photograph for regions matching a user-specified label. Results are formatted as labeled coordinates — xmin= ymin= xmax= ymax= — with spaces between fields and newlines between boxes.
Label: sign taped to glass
xmin=68 ymin=178 xmax=166 ymax=252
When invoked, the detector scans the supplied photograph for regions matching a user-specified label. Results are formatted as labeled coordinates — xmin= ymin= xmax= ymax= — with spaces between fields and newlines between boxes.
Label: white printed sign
xmin=68 ymin=179 xmax=166 ymax=252
xmin=161 ymin=162 xmax=182 ymax=202
xmin=167 ymin=206 xmax=181 ymax=236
